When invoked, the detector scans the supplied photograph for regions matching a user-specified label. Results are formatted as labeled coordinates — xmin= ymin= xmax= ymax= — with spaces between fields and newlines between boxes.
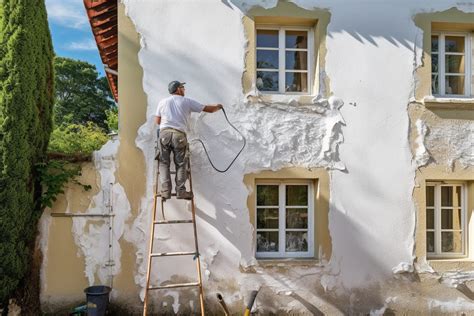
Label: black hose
xmin=192 ymin=107 xmax=246 ymax=173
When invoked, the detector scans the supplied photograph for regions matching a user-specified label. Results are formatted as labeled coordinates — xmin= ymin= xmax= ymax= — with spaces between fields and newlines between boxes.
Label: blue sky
xmin=45 ymin=0 xmax=105 ymax=76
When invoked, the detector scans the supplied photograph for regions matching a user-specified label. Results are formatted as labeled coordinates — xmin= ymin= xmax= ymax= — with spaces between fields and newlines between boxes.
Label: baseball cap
xmin=168 ymin=81 xmax=186 ymax=94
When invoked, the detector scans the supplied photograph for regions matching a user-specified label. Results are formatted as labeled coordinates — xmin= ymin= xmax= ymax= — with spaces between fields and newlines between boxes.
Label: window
xmin=256 ymin=182 xmax=314 ymax=258
xmin=431 ymin=32 xmax=472 ymax=97
xmin=426 ymin=182 xmax=466 ymax=257
xmin=256 ymin=27 xmax=313 ymax=94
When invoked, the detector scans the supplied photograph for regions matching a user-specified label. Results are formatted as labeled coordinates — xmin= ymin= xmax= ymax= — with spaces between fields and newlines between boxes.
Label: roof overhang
xmin=83 ymin=0 xmax=118 ymax=102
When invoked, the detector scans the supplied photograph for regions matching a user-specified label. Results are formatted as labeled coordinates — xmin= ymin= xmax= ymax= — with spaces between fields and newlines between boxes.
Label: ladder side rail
xmin=188 ymin=155 xmax=206 ymax=316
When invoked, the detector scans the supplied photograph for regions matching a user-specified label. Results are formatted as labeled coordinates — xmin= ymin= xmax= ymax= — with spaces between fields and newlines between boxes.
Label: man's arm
xmin=155 ymin=116 xmax=161 ymax=125
xmin=203 ymin=104 xmax=223 ymax=113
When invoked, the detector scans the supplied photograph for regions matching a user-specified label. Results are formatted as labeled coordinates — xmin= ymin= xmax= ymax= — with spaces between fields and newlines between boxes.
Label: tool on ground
xmin=244 ymin=290 xmax=259 ymax=316
xmin=216 ymin=289 xmax=260 ymax=316
xmin=191 ymin=107 xmax=246 ymax=173
xmin=142 ymin=150 xmax=205 ymax=315
xmin=216 ymin=293 xmax=230 ymax=316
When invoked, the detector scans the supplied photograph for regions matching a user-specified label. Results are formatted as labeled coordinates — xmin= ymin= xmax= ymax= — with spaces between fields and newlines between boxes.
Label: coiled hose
xmin=191 ymin=107 xmax=246 ymax=173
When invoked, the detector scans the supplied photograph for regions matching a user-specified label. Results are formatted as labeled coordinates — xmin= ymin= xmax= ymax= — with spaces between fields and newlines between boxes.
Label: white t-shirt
xmin=155 ymin=95 xmax=205 ymax=132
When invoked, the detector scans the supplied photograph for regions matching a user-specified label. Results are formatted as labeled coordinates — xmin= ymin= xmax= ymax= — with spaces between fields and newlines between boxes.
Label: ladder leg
xmin=143 ymin=159 xmax=161 ymax=315
xmin=188 ymin=157 xmax=205 ymax=315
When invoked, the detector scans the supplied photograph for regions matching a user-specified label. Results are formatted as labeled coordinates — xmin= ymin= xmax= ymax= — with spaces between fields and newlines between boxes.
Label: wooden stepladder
xmin=143 ymin=151 xmax=205 ymax=315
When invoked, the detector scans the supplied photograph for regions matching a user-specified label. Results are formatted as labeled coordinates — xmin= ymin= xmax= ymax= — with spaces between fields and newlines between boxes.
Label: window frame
xmin=426 ymin=181 xmax=468 ymax=259
xmin=431 ymin=31 xmax=472 ymax=98
xmin=255 ymin=180 xmax=315 ymax=259
xmin=255 ymin=25 xmax=314 ymax=95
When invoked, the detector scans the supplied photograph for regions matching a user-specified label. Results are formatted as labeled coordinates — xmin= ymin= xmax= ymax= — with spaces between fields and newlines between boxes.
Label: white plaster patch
xmin=71 ymin=137 xmax=132 ymax=286
xmin=440 ymin=270 xmax=474 ymax=288
xmin=414 ymin=119 xmax=430 ymax=167
xmin=392 ymin=262 xmax=414 ymax=274
xmin=38 ymin=209 xmax=52 ymax=300
xmin=120 ymin=0 xmax=474 ymax=312
xmin=428 ymin=297 xmax=474 ymax=313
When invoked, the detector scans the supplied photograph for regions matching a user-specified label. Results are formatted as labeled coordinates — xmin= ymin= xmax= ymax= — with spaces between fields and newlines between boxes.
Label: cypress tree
xmin=0 ymin=0 xmax=54 ymax=303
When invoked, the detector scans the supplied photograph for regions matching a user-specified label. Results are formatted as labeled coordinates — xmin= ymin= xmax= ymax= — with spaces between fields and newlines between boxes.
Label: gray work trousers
xmin=158 ymin=128 xmax=188 ymax=194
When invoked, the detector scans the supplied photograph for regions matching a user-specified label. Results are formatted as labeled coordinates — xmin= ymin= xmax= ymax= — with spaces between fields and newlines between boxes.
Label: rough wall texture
xmin=40 ymin=0 xmax=474 ymax=314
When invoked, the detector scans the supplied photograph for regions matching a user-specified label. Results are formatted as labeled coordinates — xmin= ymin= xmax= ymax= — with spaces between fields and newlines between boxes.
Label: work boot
xmin=176 ymin=191 xmax=193 ymax=200
xmin=160 ymin=191 xmax=171 ymax=200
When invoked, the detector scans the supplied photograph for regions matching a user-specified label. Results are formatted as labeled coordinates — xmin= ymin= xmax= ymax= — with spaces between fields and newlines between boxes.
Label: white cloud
xmin=65 ymin=39 xmax=97 ymax=51
xmin=45 ymin=0 xmax=88 ymax=29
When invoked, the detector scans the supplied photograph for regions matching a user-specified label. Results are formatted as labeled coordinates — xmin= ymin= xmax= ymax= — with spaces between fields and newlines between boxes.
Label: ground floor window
xmin=426 ymin=182 xmax=466 ymax=257
xmin=256 ymin=181 xmax=314 ymax=258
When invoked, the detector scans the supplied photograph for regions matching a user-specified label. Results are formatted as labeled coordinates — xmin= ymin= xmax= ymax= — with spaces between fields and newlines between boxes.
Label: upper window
xmin=256 ymin=181 xmax=314 ymax=258
xmin=426 ymin=182 xmax=466 ymax=258
xmin=431 ymin=32 xmax=472 ymax=97
xmin=256 ymin=27 xmax=312 ymax=94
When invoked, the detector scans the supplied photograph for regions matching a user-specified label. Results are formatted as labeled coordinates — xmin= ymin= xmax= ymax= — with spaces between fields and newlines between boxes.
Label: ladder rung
xmin=148 ymin=282 xmax=200 ymax=290
xmin=156 ymin=193 xmax=177 ymax=197
xmin=154 ymin=220 xmax=193 ymax=224
xmin=150 ymin=251 xmax=196 ymax=257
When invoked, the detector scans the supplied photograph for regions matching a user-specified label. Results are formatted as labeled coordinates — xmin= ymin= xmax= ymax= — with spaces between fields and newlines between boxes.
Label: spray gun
xmin=216 ymin=287 xmax=260 ymax=316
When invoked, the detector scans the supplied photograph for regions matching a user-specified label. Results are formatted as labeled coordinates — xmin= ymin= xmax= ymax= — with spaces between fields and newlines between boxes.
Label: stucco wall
xmin=40 ymin=1 xmax=474 ymax=314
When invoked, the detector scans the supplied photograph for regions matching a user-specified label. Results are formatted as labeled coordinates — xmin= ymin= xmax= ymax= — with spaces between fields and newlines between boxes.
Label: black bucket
xmin=84 ymin=286 xmax=111 ymax=316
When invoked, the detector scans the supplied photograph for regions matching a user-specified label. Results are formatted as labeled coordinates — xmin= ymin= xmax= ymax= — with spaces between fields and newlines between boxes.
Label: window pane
xmin=257 ymin=185 xmax=279 ymax=206
xmin=445 ymin=55 xmax=465 ymax=73
xmin=285 ymin=31 xmax=307 ymax=49
xmin=257 ymin=30 xmax=278 ymax=48
xmin=285 ymin=51 xmax=308 ymax=70
xmin=445 ymin=76 xmax=465 ymax=95
xmin=257 ymin=50 xmax=278 ymax=69
xmin=431 ymin=35 xmax=438 ymax=52
xmin=286 ymin=208 xmax=308 ymax=229
xmin=257 ymin=208 xmax=279 ymax=229
xmin=455 ymin=186 xmax=462 ymax=207
xmin=441 ymin=186 xmax=453 ymax=206
xmin=426 ymin=209 xmax=434 ymax=229
xmin=426 ymin=186 xmax=435 ymax=207
xmin=431 ymin=54 xmax=438 ymax=73
xmin=427 ymin=232 xmax=435 ymax=253
xmin=286 ymin=231 xmax=308 ymax=252
xmin=441 ymin=209 xmax=462 ymax=230
xmin=432 ymin=75 xmax=439 ymax=95
xmin=286 ymin=185 xmax=308 ymax=206
xmin=256 ymin=71 xmax=279 ymax=92
xmin=445 ymin=36 xmax=465 ymax=53
xmin=441 ymin=231 xmax=463 ymax=253
xmin=257 ymin=231 xmax=279 ymax=252
xmin=285 ymin=72 xmax=308 ymax=93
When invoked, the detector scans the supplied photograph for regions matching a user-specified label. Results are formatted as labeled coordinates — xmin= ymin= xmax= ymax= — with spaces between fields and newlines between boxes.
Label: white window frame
xmin=255 ymin=26 xmax=314 ymax=95
xmin=426 ymin=182 xmax=467 ymax=259
xmin=255 ymin=181 xmax=315 ymax=258
xmin=431 ymin=32 xmax=472 ymax=97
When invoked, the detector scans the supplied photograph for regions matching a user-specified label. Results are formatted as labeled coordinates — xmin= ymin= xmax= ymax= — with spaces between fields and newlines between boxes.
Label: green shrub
xmin=48 ymin=122 xmax=109 ymax=155
xmin=105 ymin=107 xmax=118 ymax=133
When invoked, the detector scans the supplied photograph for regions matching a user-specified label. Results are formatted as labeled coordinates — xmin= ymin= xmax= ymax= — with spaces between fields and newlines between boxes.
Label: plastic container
xmin=84 ymin=286 xmax=111 ymax=316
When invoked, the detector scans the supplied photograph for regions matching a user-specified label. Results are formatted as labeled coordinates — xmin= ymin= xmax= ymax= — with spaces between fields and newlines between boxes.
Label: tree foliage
xmin=49 ymin=121 xmax=109 ymax=155
xmin=0 ymin=0 xmax=54 ymax=303
xmin=54 ymin=57 xmax=115 ymax=130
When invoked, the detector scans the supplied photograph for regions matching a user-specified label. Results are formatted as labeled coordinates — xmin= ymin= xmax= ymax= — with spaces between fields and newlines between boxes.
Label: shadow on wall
xmin=225 ymin=0 xmax=427 ymax=51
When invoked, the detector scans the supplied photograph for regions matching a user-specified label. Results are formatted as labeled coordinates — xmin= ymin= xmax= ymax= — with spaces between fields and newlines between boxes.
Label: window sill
xmin=247 ymin=91 xmax=317 ymax=106
xmin=423 ymin=96 xmax=474 ymax=110
xmin=428 ymin=258 xmax=474 ymax=272
xmin=256 ymin=258 xmax=321 ymax=268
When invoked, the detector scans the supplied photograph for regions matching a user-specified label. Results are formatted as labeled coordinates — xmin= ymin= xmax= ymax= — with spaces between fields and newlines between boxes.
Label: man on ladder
xmin=143 ymin=81 xmax=223 ymax=315
xmin=155 ymin=80 xmax=223 ymax=199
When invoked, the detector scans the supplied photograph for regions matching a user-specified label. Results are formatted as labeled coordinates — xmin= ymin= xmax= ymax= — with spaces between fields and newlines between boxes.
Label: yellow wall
xmin=244 ymin=167 xmax=332 ymax=260
xmin=113 ymin=2 xmax=148 ymax=295
xmin=42 ymin=163 xmax=98 ymax=304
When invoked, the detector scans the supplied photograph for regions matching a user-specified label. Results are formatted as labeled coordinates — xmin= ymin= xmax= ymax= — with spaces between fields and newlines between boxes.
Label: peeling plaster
xmin=118 ymin=0 xmax=474 ymax=312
